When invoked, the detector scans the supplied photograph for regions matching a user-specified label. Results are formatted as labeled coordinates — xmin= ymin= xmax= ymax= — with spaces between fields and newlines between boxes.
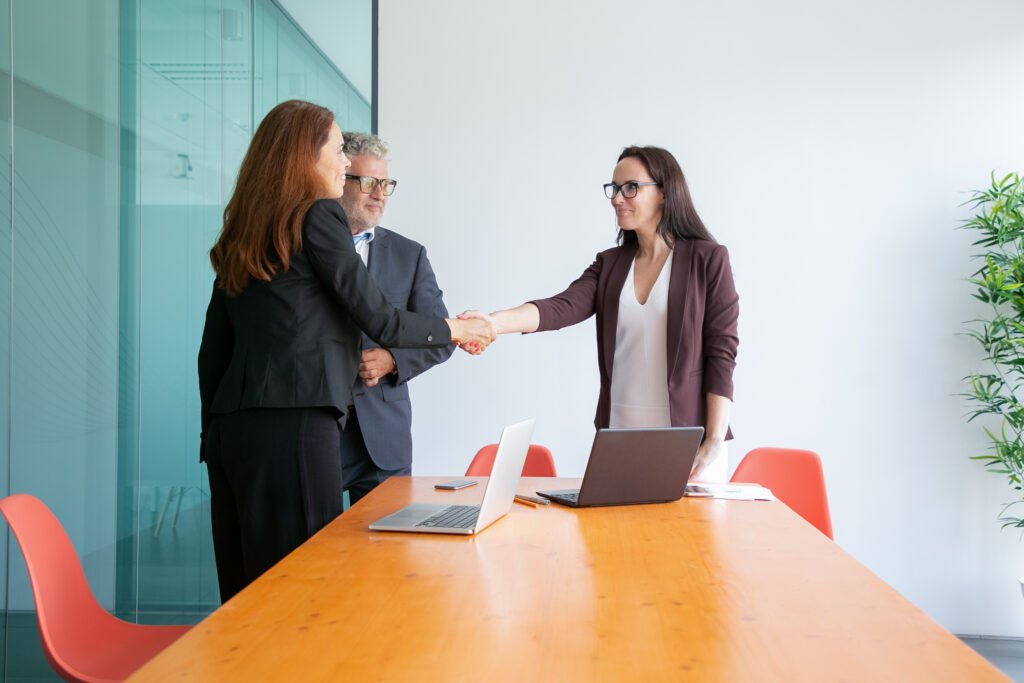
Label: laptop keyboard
xmin=558 ymin=491 xmax=579 ymax=502
xmin=416 ymin=504 xmax=480 ymax=529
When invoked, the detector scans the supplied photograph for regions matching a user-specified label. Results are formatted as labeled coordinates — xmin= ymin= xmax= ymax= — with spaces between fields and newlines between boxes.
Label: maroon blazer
xmin=529 ymin=239 xmax=739 ymax=437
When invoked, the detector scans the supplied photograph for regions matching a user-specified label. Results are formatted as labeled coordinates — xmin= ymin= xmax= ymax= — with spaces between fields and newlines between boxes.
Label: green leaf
xmin=961 ymin=170 xmax=1024 ymax=531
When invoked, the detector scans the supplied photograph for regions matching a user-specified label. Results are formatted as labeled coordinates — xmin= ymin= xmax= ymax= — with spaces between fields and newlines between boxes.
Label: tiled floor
xmin=961 ymin=636 xmax=1024 ymax=681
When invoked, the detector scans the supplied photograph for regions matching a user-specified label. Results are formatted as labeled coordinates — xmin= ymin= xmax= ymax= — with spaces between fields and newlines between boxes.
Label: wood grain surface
xmin=129 ymin=476 xmax=1008 ymax=682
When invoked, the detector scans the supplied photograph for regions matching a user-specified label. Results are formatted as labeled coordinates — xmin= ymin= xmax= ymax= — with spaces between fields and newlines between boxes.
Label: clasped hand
xmin=452 ymin=310 xmax=497 ymax=355
xmin=359 ymin=347 xmax=395 ymax=387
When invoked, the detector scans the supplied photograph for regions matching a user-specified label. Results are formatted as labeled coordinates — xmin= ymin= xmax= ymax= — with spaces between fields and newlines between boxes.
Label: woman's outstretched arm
xmin=460 ymin=303 xmax=540 ymax=336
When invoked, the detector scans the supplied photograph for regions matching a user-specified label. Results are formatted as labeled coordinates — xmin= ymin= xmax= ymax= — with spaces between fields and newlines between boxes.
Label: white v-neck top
xmin=609 ymin=253 xmax=672 ymax=428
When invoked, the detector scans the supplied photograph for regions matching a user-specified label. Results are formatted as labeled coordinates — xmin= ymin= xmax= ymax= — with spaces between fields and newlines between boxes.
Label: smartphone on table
xmin=434 ymin=479 xmax=478 ymax=490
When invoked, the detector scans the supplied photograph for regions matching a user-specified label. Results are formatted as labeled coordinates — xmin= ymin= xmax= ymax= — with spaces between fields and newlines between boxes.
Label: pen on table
xmin=513 ymin=495 xmax=538 ymax=508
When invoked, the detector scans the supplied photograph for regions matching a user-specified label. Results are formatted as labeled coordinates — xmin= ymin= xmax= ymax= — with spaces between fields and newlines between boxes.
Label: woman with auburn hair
xmin=461 ymin=146 xmax=738 ymax=479
xmin=199 ymin=99 xmax=492 ymax=601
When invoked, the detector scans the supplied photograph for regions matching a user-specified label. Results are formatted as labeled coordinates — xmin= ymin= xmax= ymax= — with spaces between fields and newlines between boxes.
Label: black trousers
xmin=340 ymin=405 xmax=412 ymax=507
xmin=205 ymin=407 xmax=343 ymax=603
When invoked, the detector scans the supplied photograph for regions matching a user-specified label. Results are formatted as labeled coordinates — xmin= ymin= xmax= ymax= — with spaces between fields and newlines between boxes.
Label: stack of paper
xmin=684 ymin=482 xmax=775 ymax=501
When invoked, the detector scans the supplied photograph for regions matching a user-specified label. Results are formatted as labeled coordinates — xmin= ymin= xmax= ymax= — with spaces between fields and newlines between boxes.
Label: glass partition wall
xmin=0 ymin=1 xmax=373 ymax=679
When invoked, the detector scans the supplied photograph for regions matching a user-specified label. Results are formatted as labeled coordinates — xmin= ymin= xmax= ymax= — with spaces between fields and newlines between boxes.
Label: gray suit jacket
xmin=351 ymin=227 xmax=454 ymax=470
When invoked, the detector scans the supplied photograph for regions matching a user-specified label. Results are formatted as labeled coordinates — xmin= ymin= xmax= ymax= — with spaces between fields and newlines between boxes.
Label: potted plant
xmin=962 ymin=172 xmax=1024 ymax=545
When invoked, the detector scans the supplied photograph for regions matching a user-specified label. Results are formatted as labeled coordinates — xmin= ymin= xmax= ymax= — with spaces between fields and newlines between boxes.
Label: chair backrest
xmin=0 ymin=494 xmax=117 ymax=678
xmin=730 ymin=447 xmax=834 ymax=539
xmin=465 ymin=444 xmax=557 ymax=477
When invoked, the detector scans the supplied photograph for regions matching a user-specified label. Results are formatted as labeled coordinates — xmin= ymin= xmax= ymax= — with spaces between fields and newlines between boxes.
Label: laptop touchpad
xmin=388 ymin=503 xmax=445 ymax=522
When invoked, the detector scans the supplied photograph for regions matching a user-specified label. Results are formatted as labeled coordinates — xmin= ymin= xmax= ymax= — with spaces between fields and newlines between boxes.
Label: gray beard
xmin=348 ymin=214 xmax=376 ymax=235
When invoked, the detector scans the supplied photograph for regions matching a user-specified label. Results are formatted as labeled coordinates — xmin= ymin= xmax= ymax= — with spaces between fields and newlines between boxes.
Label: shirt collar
xmin=352 ymin=226 xmax=377 ymax=244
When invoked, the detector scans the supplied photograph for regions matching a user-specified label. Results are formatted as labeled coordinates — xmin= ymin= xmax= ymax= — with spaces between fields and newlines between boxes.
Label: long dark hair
xmin=211 ymin=99 xmax=335 ymax=294
xmin=615 ymin=146 xmax=716 ymax=247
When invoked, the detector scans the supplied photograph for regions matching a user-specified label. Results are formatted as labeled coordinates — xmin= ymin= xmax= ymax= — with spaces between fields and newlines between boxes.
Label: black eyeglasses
xmin=603 ymin=181 xmax=660 ymax=199
xmin=345 ymin=174 xmax=398 ymax=196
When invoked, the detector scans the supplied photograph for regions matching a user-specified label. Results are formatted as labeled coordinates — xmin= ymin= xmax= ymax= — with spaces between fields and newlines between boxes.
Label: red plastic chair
xmin=0 ymin=494 xmax=190 ymax=682
xmin=465 ymin=444 xmax=557 ymax=477
xmin=730 ymin=447 xmax=834 ymax=539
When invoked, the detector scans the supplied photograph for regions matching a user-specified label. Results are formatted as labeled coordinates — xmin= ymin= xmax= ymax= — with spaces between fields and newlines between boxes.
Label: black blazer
xmin=351 ymin=227 xmax=455 ymax=470
xmin=198 ymin=200 xmax=451 ymax=460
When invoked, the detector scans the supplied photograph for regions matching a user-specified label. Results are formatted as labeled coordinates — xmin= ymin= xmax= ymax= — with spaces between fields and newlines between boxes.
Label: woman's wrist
xmin=489 ymin=312 xmax=505 ymax=336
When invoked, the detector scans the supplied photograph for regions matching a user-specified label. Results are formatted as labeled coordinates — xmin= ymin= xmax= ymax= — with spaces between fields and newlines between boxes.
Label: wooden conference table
xmin=130 ymin=476 xmax=1007 ymax=682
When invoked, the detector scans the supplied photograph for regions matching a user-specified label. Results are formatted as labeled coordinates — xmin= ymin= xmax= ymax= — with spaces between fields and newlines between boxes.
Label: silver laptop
xmin=537 ymin=427 xmax=703 ymax=507
xmin=368 ymin=418 xmax=536 ymax=535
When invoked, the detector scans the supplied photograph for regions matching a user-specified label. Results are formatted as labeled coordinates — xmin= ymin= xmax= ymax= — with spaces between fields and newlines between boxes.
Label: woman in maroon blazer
xmin=464 ymin=146 xmax=738 ymax=478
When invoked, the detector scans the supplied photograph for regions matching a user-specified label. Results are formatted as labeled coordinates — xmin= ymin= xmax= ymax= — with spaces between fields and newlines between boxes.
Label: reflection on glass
xmin=126 ymin=0 xmax=374 ymax=625
xmin=7 ymin=1 xmax=120 ymax=678
xmin=0 ymin=0 xmax=374 ymax=676
xmin=254 ymin=0 xmax=371 ymax=131
xmin=0 ymin=0 xmax=9 ymax=677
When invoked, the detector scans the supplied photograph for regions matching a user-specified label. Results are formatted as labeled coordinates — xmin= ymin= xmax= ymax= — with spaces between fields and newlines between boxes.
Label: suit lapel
xmin=367 ymin=227 xmax=388 ymax=281
xmin=361 ymin=228 xmax=389 ymax=348
xmin=666 ymin=240 xmax=691 ymax=378
xmin=601 ymin=244 xmax=635 ymax=382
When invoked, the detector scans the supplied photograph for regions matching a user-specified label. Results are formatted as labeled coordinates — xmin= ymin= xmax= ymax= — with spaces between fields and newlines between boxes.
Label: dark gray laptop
xmin=537 ymin=427 xmax=703 ymax=507
xmin=368 ymin=418 xmax=536 ymax=535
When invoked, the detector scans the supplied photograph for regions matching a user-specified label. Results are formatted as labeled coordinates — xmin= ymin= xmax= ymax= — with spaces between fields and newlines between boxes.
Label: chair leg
xmin=171 ymin=487 xmax=186 ymax=529
xmin=154 ymin=486 xmax=177 ymax=537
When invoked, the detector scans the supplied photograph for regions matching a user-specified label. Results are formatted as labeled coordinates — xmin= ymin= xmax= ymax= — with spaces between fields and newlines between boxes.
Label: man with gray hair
xmin=338 ymin=131 xmax=454 ymax=505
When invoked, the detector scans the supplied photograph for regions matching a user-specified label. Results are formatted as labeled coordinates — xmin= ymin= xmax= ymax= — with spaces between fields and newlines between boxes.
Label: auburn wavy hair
xmin=211 ymin=100 xmax=335 ymax=294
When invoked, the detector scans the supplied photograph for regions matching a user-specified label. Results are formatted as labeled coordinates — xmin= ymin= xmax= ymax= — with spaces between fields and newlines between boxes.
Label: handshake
xmin=447 ymin=310 xmax=498 ymax=355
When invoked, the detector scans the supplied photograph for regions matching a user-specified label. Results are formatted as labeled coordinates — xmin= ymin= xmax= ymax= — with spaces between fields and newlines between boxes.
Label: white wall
xmin=376 ymin=0 xmax=1024 ymax=637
